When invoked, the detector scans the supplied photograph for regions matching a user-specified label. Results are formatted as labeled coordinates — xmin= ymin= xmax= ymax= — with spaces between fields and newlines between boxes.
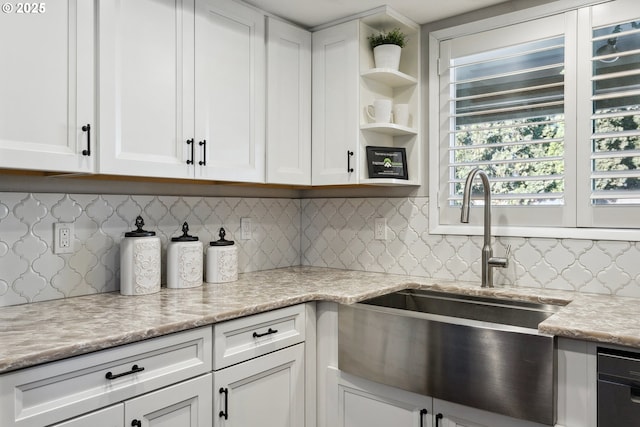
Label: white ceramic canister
xmin=120 ymin=216 xmax=161 ymax=296
xmin=167 ymin=222 xmax=203 ymax=289
xmin=206 ymin=228 xmax=238 ymax=283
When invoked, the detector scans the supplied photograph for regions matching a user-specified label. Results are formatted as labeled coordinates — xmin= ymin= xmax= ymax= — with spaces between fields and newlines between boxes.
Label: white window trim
xmin=428 ymin=0 xmax=640 ymax=241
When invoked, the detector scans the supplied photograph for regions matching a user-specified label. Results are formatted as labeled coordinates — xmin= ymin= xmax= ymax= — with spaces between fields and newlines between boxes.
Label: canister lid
xmin=125 ymin=216 xmax=156 ymax=237
xmin=210 ymin=227 xmax=234 ymax=246
xmin=172 ymin=222 xmax=199 ymax=242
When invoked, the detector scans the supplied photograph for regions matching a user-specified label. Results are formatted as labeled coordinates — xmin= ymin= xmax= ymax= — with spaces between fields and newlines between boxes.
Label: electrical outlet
xmin=54 ymin=222 xmax=74 ymax=254
xmin=374 ymin=218 xmax=387 ymax=240
xmin=241 ymin=217 xmax=252 ymax=240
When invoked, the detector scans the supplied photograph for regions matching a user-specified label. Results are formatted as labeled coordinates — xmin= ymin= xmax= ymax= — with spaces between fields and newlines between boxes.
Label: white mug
xmin=366 ymin=99 xmax=393 ymax=123
xmin=393 ymin=104 xmax=410 ymax=127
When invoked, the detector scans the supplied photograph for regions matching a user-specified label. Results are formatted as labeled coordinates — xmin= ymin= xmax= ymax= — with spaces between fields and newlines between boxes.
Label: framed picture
xmin=366 ymin=146 xmax=408 ymax=179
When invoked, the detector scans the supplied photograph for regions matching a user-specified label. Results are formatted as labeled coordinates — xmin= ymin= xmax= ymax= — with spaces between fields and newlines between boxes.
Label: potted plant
xmin=368 ymin=27 xmax=407 ymax=71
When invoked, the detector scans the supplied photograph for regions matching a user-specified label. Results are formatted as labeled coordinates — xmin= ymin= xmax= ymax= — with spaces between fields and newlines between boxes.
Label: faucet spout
xmin=460 ymin=168 xmax=507 ymax=287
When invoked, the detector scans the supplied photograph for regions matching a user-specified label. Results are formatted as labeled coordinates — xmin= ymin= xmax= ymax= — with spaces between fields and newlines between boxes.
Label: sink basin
xmin=338 ymin=289 xmax=563 ymax=425
xmin=361 ymin=289 xmax=561 ymax=330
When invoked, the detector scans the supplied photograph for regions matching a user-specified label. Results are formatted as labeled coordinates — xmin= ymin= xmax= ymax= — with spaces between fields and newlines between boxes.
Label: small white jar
xmin=167 ymin=222 xmax=203 ymax=289
xmin=206 ymin=228 xmax=238 ymax=283
xmin=120 ymin=216 xmax=161 ymax=296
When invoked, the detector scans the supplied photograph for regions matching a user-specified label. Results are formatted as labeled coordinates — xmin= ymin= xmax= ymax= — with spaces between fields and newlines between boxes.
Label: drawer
xmin=0 ymin=326 xmax=212 ymax=427
xmin=214 ymin=304 xmax=306 ymax=369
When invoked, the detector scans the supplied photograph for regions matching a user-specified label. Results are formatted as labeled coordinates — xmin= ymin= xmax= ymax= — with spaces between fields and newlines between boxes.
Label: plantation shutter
xmin=437 ymin=14 xmax=575 ymax=228
xmin=578 ymin=0 xmax=640 ymax=229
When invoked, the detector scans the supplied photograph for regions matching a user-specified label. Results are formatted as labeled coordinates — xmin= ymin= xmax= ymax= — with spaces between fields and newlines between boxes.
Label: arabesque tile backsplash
xmin=1 ymin=193 xmax=639 ymax=307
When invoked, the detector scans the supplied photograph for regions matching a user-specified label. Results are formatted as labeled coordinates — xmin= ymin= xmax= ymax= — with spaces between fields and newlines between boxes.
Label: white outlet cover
xmin=53 ymin=222 xmax=74 ymax=254
xmin=241 ymin=217 xmax=252 ymax=240
xmin=374 ymin=218 xmax=387 ymax=240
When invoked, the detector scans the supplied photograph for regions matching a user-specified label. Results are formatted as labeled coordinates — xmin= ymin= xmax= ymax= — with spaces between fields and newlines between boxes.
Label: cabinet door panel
xmin=195 ymin=0 xmax=265 ymax=183
xmin=336 ymin=371 xmax=431 ymax=427
xmin=266 ymin=18 xmax=311 ymax=185
xmin=98 ymin=0 xmax=194 ymax=178
xmin=125 ymin=374 xmax=212 ymax=427
xmin=214 ymin=344 xmax=304 ymax=427
xmin=52 ymin=405 xmax=123 ymax=427
xmin=311 ymin=21 xmax=359 ymax=185
xmin=0 ymin=0 xmax=94 ymax=172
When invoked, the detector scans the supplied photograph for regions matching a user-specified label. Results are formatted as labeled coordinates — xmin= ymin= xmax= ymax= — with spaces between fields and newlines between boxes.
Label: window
xmin=431 ymin=0 xmax=640 ymax=237
xmin=577 ymin=2 xmax=640 ymax=229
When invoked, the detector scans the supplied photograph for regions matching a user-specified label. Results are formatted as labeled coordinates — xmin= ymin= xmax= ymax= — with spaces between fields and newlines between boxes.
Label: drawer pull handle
xmin=347 ymin=150 xmax=354 ymax=173
xmin=219 ymin=387 xmax=229 ymax=419
xmin=131 ymin=420 xmax=141 ymax=427
xmin=435 ymin=413 xmax=443 ymax=427
xmin=105 ymin=364 xmax=145 ymax=380
xmin=420 ymin=408 xmax=428 ymax=427
xmin=253 ymin=327 xmax=278 ymax=338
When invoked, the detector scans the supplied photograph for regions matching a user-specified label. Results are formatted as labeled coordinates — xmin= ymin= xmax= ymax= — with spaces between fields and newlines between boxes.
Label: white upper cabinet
xmin=195 ymin=0 xmax=266 ymax=183
xmin=98 ymin=0 xmax=195 ymax=179
xmin=266 ymin=18 xmax=312 ymax=186
xmin=312 ymin=20 xmax=360 ymax=186
xmin=0 ymin=0 xmax=95 ymax=173
xmin=312 ymin=8 xmax=421 ymax=186
xmin=98 ymin=0 xmax=265 ymax=183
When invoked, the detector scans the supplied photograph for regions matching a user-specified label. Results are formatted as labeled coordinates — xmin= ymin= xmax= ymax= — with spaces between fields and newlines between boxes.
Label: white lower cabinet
xmin=125 ymin=374 xmax=212 ymax=427
xmin=52 ymin=405 xmax=123 ymax=427
xmin=213 ymin=304 xmax=308 ymax=427
xmin=335 ymin=371 xmax=431 ymax=427
xmin=334 ymin=370 xmax=551 ymax=427
xmin=214 ymin=343 xmax=305 ymax=427
xmin=0 ymin=326 xmax=212 ymax=427
xmin=52 ymin=374 xmax=212 ymax=427
xmin=431 ymin=398 xmax=548 ymax=427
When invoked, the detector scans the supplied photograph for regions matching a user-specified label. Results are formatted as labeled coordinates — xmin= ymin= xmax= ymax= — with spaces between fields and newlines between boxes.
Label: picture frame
xmin=366 ymin=146 xmax=408 ymax=179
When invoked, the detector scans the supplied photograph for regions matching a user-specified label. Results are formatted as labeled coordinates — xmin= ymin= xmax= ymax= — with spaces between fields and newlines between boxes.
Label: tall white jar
xmin=206 ymin=228 xmax=237 ymax=283
xmin=167 ymin=222 xmax=203 ymax=289
xmin=120 ymin=216 xmax=161 ymax=296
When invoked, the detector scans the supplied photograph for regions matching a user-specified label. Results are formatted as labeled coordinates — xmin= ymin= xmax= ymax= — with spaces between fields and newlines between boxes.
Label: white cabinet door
xmin=98 ymin=0 xmax=195 ymax=179
xmin=311 ymin=20 xmax=359 ymax=186
xmin=52 ymin=405 xmax=123 ymax=427
xmin=266 ymin=18 xmax=311 ymax=186
xmin=0 ymin=0 xmax=94 ymax=173
xmin=125 ymin=374 xmax=212 ymax=427
xmin=214 ymin=343 xmax=305 ymax=427
xmin=432 ymin=399 xmax=547 ymax=427
xmin=195 ymin=0 xmax=266 ymax=183
xmin=336 ymin=372 xmax=431 ymax=427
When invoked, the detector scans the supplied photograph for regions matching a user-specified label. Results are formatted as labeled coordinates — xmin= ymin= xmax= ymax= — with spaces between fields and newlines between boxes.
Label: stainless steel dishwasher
xmin=598 ymin=348 xmax=640 ymax=426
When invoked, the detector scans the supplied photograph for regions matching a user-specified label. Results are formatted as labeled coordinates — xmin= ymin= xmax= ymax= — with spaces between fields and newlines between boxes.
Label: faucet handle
xmin=488 ymin=244 xmax=510 ymax=269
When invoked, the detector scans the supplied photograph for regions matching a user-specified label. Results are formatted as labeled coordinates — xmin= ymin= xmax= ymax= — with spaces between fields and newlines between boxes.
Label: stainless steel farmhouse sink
xmin=338 ymin=289 xmax=564 ymax=425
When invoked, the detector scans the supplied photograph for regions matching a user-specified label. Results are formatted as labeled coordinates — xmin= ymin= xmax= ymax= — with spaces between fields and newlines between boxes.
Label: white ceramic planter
xmin=373 ymin=44 xmax=402 ymax=70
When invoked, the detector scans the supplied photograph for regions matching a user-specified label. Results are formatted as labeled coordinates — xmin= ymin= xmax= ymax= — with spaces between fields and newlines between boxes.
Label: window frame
xmin=428 ymin=0 xmax=640 ymax=241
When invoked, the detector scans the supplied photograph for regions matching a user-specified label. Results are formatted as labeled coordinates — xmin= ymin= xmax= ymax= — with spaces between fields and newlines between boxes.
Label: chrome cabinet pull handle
xmin=253 ymin=327 xmax=278 ymax=338
xmin=81 ymin=124 xmax=91 ymax=156
xmin=105 ymin=364 xmax=145 ymax=380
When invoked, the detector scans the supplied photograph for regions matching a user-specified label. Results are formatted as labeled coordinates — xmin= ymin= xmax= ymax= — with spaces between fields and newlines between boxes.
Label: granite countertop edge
xmin=0 ymin=266 xmax=636 ymax=374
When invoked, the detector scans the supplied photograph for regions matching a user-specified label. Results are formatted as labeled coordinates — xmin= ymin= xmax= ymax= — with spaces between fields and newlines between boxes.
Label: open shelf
xmin=361 ymin=123 xmax=417 ymax=136
xmin=361 ymin=68 xmax=418 ymax=87
xmin=359 ymin=177 xmax=420 ymax=186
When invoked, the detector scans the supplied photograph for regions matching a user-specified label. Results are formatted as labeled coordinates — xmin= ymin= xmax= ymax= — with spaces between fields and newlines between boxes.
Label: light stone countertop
xmin=0 ymin=266 xmax=638 ymax=374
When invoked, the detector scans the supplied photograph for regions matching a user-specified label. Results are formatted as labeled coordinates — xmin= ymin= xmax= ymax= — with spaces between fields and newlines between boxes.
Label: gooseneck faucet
xmin=460 ymin=167 xmax=509 ymax=288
